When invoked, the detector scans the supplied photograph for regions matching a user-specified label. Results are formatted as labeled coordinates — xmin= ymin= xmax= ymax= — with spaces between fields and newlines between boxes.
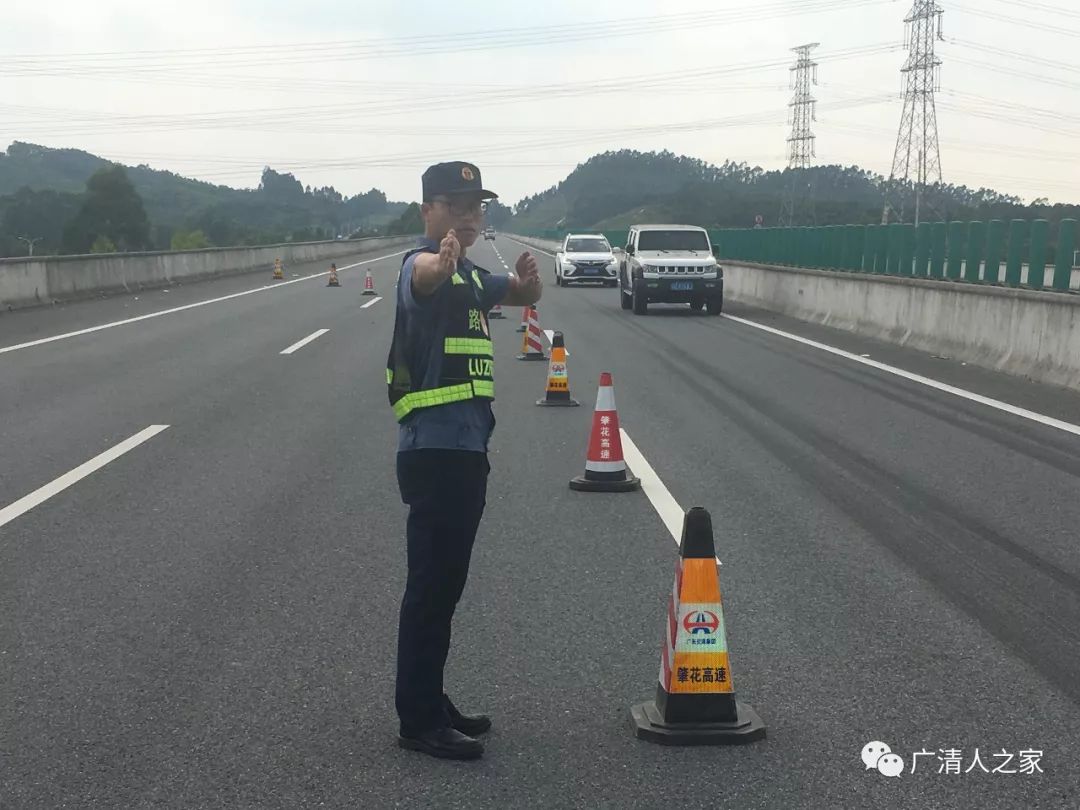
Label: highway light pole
xmin=16 ymin=235 xmax=44 ymax=256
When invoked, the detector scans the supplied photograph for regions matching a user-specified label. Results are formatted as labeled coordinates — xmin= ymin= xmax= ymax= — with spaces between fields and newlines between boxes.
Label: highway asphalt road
xmin=2 ymin=235 xmax=1080 ymax=809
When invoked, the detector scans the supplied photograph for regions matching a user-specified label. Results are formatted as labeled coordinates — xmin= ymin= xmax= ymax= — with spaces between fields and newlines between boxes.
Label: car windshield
xmin=566 ymin=238 xmax=609 ymax=253
xmin=637 ymin=230 xmax=710 ymax=252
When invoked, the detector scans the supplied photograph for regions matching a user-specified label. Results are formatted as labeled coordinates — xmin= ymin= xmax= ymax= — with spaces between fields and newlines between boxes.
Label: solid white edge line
xmin=280 ymin=328 xmax=330 ymax=355
xmin=360 ymin=296 xmax=383 ymax=309
xmin=722 ymin=313 xmax=1080 ymax=438
xmin=0 ymin=425 xmax=170 ymax=531
xmin=0 ymin=250 xmax=407 ymax=356
xmin=620 ymin=428 xmax=721 ymax=565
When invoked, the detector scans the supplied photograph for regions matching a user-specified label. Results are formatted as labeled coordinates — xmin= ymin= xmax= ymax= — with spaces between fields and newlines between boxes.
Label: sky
xmin=2 ymin=0 xmax=1078 ymax=205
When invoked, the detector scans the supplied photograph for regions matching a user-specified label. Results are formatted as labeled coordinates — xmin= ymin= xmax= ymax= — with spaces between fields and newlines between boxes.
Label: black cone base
xmin=328 ymin=281 xmax=340 ymax=287
xmin=516 ymin=353 xmax=548 ymax=361
xmin=569 ymin=474 xmax=640 ymax=492
xmin=362 ymin=290 xmax=376 ymax=296
xmin=630 ymin=700 xmax=766 ymax=746
xmin=537 ymin=397 xmax=580 ymax=407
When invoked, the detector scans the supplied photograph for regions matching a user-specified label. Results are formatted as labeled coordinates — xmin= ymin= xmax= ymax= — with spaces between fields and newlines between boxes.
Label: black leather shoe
xmin=444 ymin=695 xmax=492 ymax=736
xmin=398 ymin=726 xmax=484 ymax=760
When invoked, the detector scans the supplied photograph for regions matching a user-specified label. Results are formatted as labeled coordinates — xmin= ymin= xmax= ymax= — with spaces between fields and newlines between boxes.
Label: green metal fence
xmin=709 ymin=220 xmax=1079 ymax=293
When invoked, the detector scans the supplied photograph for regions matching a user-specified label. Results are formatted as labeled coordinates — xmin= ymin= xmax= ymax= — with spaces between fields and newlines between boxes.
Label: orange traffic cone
xmin=516 ymin=307 xmax=528 ymax=333
xmin=362 ymin=269 xmax=376 ymax=295
xmin=489 ymin=302 xmax=505 ymax=319
xmin=327 ymin=263 xmax=340 ymax=287
xmin=631 ymin=507 xmax=766 ymax=745
xmin=569 ymin=372 xmax=639 ymax=492
xmin=537 ymin=332 xmax=579 ymax=407
xmin=516 ymin=306 xmax=547 ymax=361
xmin=272 ymin=258 xmax=284 ymax=280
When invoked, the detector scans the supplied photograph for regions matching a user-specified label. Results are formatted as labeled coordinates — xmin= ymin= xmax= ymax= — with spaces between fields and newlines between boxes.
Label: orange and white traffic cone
xmin=569 ymin=372 xmax=639 ymax=491
xmin=272 ymin=258 xmax=284 ymax=280
xmin=516 ymin=306 xmax=547 ymax=361
xmin=489 ymin=302 xmax=505 ymax=319
xmin=327 ymin=263 xmax=340 ymax=287
xmin=516 ymin=307 xmax=528 ymax=333
xmin=362 ymin=269 xmax=376 ymax=296
xmin=536 ymin=332 xmax=579 ymax=407
xmin=631 ymin=507 xmax=766 ymax=745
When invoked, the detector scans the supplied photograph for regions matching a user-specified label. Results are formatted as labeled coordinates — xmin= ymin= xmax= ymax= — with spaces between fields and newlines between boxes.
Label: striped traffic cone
xmin=362 ymin=269 xmax=376 ymax=295
xmin=272 ymin=258 xmax=284 ymax=280
xmin=569 ymin=372 xmax=639 ymax=492
xmin=631 ymin=507 xmax=766 ymax=745
xmin=516 ymin=307 xmax=528 ymax=333
xmin=327 ymin=263 xmax=340 ymax=287
xmin=516 ymin=306 xmax=547 ymax=361
xmin=537 ymin=332 xmax=579 ymax=407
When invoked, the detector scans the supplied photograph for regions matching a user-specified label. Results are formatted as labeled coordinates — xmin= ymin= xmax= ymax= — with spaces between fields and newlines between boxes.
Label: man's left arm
xmin=501 ymin=251 xmax=543 ymax=307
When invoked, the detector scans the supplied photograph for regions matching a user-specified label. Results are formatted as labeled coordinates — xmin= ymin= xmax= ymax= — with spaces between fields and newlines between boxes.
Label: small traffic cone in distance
xmin=569 ymin=372 xmax=639 ymax=492
xmin=327 ymin=263 xmax=340 ymax=287
xmin=489 ymin=302 xmax=505 ymax=319
xmin=516 ymin=306 xmax=547 ymax=361
xmin=273 ymin=258 xmax=284 ymax=280
xmin=537 ymin=332 xmax=580 ymax=407
xmin=516 ymin=307 xmax=528 ymax=332
xmin=630 ymin=507 xmax=766 ymax=746
xmin=362 ymin=269 xmax=376 ymax=295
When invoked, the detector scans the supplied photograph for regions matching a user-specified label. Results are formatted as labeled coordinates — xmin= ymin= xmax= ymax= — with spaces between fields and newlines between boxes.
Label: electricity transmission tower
xmin=884 ymin=1 xmax=944 ymax=225
xmin=779 ymin=43 xmax=819 ymax=228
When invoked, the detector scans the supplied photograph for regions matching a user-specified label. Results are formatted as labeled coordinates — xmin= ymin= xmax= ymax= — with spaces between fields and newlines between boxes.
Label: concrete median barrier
xmin=0 ymin=235 xmax=415 ymax=312
xmin=725 ymin=261 xmax=1080 ymax=391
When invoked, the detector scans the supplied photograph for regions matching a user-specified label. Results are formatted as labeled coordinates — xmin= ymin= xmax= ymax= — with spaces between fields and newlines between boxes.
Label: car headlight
xmin=644 ymin=264 xmax=659 ymax=273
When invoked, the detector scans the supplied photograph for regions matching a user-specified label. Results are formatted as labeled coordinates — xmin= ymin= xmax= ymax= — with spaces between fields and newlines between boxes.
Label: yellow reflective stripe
xmin=392 ymin=383 xmax=475 ymax=420
xmin=472 ymin=379 xmax=494 ymax=398
xmin=444 ymin=337 xmax=493 ymax=356
xmin=472 ymin=270 xmax=484 ymax=290
xmin=450 ymin=273 xmax=466 ymax=285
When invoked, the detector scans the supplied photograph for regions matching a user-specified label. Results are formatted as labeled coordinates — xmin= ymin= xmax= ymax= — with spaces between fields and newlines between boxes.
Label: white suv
xmin=554 ymin=233 xmax=618 ymax=287
xmin=618 ymin=224 xmax=723 ymax=315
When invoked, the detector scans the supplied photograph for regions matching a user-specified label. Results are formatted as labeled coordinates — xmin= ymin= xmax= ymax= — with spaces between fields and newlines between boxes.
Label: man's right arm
xmin=411 ymin=230 xmax=461 ymax=296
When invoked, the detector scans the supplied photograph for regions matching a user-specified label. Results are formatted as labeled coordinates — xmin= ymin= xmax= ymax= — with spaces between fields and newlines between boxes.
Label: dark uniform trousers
xmin=395 ymin=448 xmax=490 ymax=735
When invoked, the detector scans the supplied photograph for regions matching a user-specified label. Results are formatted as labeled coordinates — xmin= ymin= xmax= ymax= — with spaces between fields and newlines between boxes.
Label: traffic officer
xmin=386 ymin=161 xmax=542 ymax=760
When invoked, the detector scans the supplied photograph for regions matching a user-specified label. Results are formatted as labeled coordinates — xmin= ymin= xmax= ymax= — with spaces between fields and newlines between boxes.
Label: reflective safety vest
xmin=386 ymin=248 xmax=495 ymax=423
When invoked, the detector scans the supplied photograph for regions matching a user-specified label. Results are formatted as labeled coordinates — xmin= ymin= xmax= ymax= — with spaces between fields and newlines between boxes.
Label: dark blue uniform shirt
xmin=396 ymin=237 xmax=510 ymax=454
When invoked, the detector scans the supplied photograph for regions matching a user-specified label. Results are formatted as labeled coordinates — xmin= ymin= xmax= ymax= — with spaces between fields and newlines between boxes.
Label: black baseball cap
xmin=422 ymin=161 xmax=498 ymax=201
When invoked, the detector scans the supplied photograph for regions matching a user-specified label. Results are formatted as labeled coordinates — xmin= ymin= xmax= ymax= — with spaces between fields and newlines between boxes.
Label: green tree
xmin=62 ymin=164 xmax=150 ymax=253
xmin=386 ymin=202 xmax=423 ymax=235
xmin=90 ymin=235 xmax=117 ymax=253
xmin=170 ymin=229 xmax=212 ymax=250
xmin=0 ymin=186 xmax=82 ymax=256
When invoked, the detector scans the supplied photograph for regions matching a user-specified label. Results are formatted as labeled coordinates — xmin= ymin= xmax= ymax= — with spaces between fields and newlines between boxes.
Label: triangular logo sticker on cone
xmin=569 ymin=373 xmax=639 ymax=492
xmin=489 ymin=303 xmax=505 ymax=319
xmin=537 ymin=332 xmax=579 ymax=407
xmin=362 ymin=269 xmax=377 ymax=295
xmin=516 ymin=306 xmax=547 ymax=361
xmin=631 ymin=507 xmax=766 ymax=745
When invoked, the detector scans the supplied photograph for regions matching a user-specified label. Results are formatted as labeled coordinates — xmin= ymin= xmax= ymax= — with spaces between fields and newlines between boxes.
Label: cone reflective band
xmin=516 ymin=306 xmax=547 ymax=361
xmin=489 ymin=302 xmax=505 ymax=319
xmin=631 ymin=508 xmax=765 ymax=745
xmin=517 ymin=307 xmax=528 ymax=332
xmin=362 ymin=269 xmax=376 ymax=295
xmin=537 ymin=332 xmax=580 ymax=407
xmin=569 ymin=372 xmax=639 ymax=492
